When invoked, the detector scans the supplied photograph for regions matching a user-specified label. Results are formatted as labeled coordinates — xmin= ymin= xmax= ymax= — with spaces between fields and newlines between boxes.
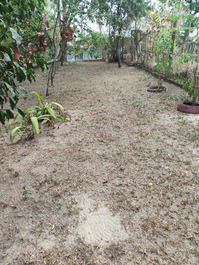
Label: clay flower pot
xmin=177 ymin=102 xmax=199 ymax=114
xmin=147 ymin=86 xmax=166 ymax=93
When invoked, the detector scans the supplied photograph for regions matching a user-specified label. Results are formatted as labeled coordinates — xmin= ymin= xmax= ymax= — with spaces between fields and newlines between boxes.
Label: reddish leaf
xmin=42 ymin=15 xmax=49 ymax=28
xmin=25 ymin=54 xmax=31 ymax=63
xmin=67 ymin=27 xmax=73 ymax=41
xmin=14 ymin=47 xmax=21 ymax=61
xmin=43 ymin=40 xmax=47 ymax=51
xmin=38 ymin=32 xmax=45 ymax=48
xmin=61 ymin=31 xmax=67 ymax=40
xmin=61 ymin=27 xmax=73 ymax=41
xmin=28 ymin=42 xmax=38 ymax=56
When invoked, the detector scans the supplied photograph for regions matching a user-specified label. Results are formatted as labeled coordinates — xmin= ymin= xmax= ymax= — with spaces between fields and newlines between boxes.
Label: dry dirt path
xmin=0 ymin=63 xmax=199 ymax=265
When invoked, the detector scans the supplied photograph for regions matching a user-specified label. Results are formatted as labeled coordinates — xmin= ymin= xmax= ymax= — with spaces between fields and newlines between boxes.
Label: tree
xmin=185 ymin=0 xmax=199 ymax=14
xmin=153 ymin=28 xmax=174 ymax=87
xmin=90 ymin=0 xmax=149 ymax=67
xmin=51 ymin=0 xmax=90 ymax=65
xmin=67 ymin=30 xmax=109 ymax=60
xmin=0 ymin=0 xmax=49 ymax=124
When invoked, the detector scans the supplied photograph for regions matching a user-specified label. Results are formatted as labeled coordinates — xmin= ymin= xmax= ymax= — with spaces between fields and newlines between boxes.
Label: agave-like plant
xmin=10 ymin=92 xmax=67 ymax=142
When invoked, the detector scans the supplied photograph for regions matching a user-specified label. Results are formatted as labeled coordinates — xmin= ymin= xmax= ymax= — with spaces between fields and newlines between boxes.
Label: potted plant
xmin=175 ymin=41 xmax=199 ymax=113
xmin=177 ymin=66 xmax=199 ymax=114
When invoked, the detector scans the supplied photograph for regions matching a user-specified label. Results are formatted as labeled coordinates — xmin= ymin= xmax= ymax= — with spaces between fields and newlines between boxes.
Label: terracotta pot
xmin=177 ymin=102 xmax=199 ymax=114
xmin=147 ymin=86 xmax=166 ymax=93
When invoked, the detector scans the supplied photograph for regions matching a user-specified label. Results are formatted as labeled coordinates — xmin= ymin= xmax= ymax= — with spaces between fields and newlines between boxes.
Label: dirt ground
xmin=0 ymin=62 xmax=199 ymax=265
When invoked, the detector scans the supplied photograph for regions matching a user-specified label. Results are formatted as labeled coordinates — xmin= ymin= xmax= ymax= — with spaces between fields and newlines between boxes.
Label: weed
xmin=188 ymin=133 xmax=199 ymax=142
xmin=36 ymin=175 xmax=58 ymax=189
xmin=22 ymin=185 xmax=30 ymax=200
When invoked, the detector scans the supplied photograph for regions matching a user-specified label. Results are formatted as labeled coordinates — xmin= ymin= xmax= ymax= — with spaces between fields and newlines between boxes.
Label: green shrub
xmin=9 ymin=92 xmax=69 ymax=142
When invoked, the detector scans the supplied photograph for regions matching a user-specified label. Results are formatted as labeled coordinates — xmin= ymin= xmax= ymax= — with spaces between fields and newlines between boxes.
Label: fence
xmin=122 ymin=29 xmax=199 ymax=88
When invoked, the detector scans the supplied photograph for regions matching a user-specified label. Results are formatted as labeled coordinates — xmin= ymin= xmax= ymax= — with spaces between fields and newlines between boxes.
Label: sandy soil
xmin=0 ymin=62 xmax=199 ymax=265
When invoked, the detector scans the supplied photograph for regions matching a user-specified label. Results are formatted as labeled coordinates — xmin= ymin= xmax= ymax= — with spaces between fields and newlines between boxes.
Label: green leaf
xmin=30 ymin=117 xmax=39 ymax=134
xmin=14 ymin=62 xmax=27 ymax=81
xmin=25 ymin=108 xmax=31 ymax=115
xmin=17 ymin=108 xmax=26 ymax=118
xmin=51 ymin=102 xmax=64 ymax=112
xmin=37 ymin=114 xmax=51 ymax=120
xmin=0 ymin=110 xmax=6 ymax=124
xmin=33 ymin=91 xmax=44 ymax=106
xmin=56 ymin=114 xmax=66 ymax=121
xmin=4 ymin=82 xmax=15 ymax=96
xmin=19 ymin=86 xmax=28 ymax=98
xmin=10 ymin=28 xmax=22 ymax=45
xmin=9 ymin=97 xmax=17 ymax=109
xmin=6 ymin=109 xmax=14 ymax=119
xmin=3 ymin=52 xmax=11 ymax=62
xmin=10 ymin=126 xmax=21 ymax=142
xmin=46 ymin=105 xmax=56 ymax=119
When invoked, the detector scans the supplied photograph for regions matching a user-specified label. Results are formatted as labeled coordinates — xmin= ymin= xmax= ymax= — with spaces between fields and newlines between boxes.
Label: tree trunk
xmin=169 ymin=21 xmax=177 ymax=70
xmin=130 ymin=30 xmax=134 ymax=61
xmin=60 ymin=40 xmax=67 ymax=66
xmin=121 ymin=37 xmax=124 ymax=61
xmin=117 ymin=37 xmax=122 ymax=68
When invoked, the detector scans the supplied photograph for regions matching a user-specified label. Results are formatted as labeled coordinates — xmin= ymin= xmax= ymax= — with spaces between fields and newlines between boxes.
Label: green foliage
xmin=90 ymin=0 xmax=149 ymax=29
xmin=185 ymin=0 xmax=199 ymax=15
xmin=181 ymin=78 xmax=199 ymax=104
xmin=9 ymin=92 xmax=67 ymax=142
xmin=178 ymin=51 xmax=199 ymax=103
xmin=177 ymin=53 xmax=194 ymax=63
xmin=52 ymin=0 xmax=90 ymax=29
xmin=153 ymin=29 xmax=174 ymax=81
xmin=90 ymin=0 xmax=150 ymax=61
xmin=87 ymin=31 xmax=108 ymax=58
xmin=0 ymin=0 xmax=47 ymax=124
xmin=68 ymin=31 xmax=109 ymax=59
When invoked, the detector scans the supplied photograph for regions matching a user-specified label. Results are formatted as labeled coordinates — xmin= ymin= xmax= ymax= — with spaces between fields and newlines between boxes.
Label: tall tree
xmin=90 ymin=0 xmax=149 ymax=67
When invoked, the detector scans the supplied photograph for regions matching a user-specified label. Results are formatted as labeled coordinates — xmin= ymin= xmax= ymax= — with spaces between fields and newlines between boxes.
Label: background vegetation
xmin=0 ymin=0 xmax=198 ymax=126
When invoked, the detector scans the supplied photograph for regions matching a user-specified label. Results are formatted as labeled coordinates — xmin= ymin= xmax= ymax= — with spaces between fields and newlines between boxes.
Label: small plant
xmin=177 ymin=53 xmax=194 ymax=64
xmin=22 ymin=185 xmax=30 ymax=200
xmin=178 ymin=50 xmax=199 ymax=105
xmin=9 ymin=92 xmax=68 ymax=142
xmin=153 ymin=29 xmax=174 ymax=88
xmin=181 ymin=77 xmax=199 ymax=105
xmin=177 ymin=49 xmax=199 ymax=113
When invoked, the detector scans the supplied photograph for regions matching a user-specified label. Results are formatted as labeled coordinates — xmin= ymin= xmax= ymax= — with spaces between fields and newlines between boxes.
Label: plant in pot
xmin=148 ymin=28 xmax=173 ymax=92
xmin=176 ymin=45 xmax=199 ymax=114
xmin=177 ymin=66 xmax=199 ymax=114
